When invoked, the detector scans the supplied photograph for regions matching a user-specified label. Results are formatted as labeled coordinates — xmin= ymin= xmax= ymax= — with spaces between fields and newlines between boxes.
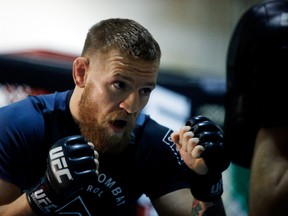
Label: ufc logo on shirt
xmin=49 ymin=146 xmax=73 ymax=183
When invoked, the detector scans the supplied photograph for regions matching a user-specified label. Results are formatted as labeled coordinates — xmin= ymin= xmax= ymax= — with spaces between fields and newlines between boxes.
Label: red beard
xmin=78 ymin=85 xmax=135 ymax=154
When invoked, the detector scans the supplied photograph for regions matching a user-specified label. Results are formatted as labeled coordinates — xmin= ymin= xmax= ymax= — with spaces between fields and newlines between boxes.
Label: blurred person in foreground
xmin=0 ymin=18 xmax=229 ymax=215
xmin=224 ymin=0 xmax=288 ymax=215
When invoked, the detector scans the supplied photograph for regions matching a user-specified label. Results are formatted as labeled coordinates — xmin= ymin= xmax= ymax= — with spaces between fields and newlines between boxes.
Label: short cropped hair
xmin=81 ymin=18 xmax=161 ymax=63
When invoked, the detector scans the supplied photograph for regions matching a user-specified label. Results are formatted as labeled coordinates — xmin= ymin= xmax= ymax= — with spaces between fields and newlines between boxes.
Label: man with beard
xmin=0 ymin=18 xmax=229 ymax=215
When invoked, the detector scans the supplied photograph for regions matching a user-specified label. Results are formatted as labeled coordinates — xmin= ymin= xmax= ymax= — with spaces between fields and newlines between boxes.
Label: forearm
xmin=194 ymin=198 xmax=226 ymax=216
xmin=190 ymin=169 xmax=226 ymax=215
xmin=0 ymin=193 xmax=36 ymax=216
xmin=249 ymin=128 xmax=288 ymax=216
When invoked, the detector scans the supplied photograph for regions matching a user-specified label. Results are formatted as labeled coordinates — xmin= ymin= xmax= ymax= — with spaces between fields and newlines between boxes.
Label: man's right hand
xmin=26 ymin=135 xmax=99 ymax=215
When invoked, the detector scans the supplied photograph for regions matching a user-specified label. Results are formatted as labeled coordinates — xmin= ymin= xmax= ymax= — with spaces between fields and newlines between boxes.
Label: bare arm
xmin=0 ymin=179 xmax=35 ymax=216
xmin=249 ymin=128 xmax=288 ymax=216
xmin=152 ymin=188 xmax=226 ymax=216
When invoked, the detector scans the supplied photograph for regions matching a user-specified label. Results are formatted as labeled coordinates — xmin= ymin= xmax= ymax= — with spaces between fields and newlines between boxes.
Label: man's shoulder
xmin=135 ymin=113 xmax=175 ymax=149
xmin=28 ymin=90 xmax=72 ymax=111
xmin=136 ymin=113 xmax=172 ymax=136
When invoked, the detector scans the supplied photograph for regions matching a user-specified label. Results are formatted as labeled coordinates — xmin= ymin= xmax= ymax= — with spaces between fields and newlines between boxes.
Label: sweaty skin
xmin=250 ymin=128 xmax=288 ymax=216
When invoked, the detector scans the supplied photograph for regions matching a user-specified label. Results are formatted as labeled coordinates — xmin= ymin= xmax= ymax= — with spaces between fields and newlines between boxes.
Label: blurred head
xmin=70 ymin=18 xmax=161 ymax=155
xmin=225 ymin=0 xmax=288 ymax=167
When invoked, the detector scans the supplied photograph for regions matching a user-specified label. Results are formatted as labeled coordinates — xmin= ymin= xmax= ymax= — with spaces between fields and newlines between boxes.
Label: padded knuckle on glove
xmin=27 ymin=135 xmax=98 ymax=215
xmin=186 ymin=115 xmax=230 ymax=173
xmin=49 ymin=135 xmax=97 ymax=186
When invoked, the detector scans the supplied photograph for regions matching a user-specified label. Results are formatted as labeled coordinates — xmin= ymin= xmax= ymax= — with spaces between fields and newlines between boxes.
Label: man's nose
xmin=119 ymin=92 xmax=139 ymax=114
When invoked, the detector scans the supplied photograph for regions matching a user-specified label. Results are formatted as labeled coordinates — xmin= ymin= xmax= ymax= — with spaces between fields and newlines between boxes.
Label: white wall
xmin=0 ymin=0 xmax=259 ymax=77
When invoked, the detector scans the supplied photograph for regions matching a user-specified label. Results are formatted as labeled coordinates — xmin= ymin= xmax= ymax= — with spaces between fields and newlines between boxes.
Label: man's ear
xmin=72 ymin=57 xmax=89 ymax=88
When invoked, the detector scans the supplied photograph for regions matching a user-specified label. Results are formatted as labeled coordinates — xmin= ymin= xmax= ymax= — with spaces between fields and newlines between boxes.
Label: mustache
xmin=108 ymin=110 xmax=136 ymax=122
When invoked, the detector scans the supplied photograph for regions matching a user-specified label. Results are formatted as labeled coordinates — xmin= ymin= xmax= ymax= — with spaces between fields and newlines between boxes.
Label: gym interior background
xmin=0 ymin=0 xmax=262 ymax=215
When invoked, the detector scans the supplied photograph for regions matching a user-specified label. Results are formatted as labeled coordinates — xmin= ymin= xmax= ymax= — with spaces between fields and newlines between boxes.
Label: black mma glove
xmin=186 ymin=115 xmax=230 ymax=202
xmin=26 ymin=135 xmax=99 ymax=215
